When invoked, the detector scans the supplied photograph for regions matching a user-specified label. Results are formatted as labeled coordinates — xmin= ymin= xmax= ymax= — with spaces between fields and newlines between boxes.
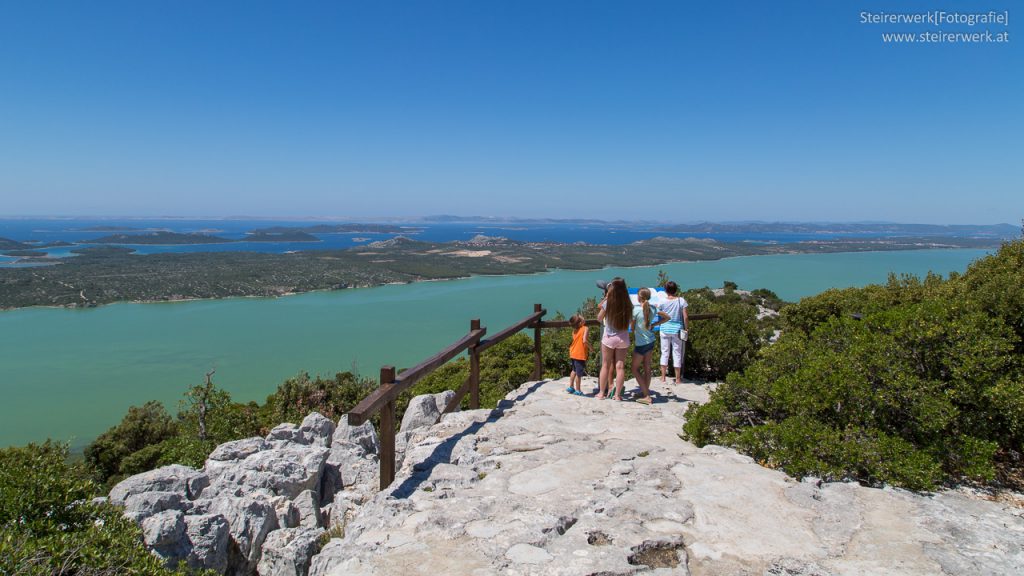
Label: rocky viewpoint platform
xmin=111 ymin=376 xmax=1024 ymax=576
xmin=311 ymin=377 xmax=1024 ymax=576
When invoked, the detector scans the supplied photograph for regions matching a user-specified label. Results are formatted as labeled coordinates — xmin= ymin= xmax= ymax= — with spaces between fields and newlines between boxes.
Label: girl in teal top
xmin=631 ymin=287 xmax=669 ymax=404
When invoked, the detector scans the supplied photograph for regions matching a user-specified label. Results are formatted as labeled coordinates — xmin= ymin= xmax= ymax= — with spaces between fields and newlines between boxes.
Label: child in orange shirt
xmin=567 ymin=314 xmax=589 ymax=395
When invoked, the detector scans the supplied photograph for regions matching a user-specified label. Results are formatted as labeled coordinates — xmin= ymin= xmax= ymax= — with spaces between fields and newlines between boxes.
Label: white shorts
xmin=660 ymin=331 xmax=686 ymax=369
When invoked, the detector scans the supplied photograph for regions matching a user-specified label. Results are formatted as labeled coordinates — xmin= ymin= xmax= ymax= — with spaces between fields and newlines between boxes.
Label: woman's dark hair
xmin=665 ymin=281 xmax=678 ymax=295
xmin=605 ymin=278 xmax=631 ymax=331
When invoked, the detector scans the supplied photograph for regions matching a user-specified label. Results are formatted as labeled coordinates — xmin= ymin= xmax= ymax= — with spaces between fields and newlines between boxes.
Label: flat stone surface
xmin=310 ymin=377 xmax=1024 ymax=576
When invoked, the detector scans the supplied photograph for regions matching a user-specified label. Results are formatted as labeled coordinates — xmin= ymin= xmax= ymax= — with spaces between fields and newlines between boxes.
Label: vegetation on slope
xmin=0 ymin=442 xmax=201 ymax=575
xmin=683 ymin=238 xmax=1024 ymax=490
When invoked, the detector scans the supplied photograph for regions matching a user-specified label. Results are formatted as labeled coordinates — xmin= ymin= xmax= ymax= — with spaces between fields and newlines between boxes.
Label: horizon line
xmin=0 ymin=214 xmax=1018 ymax=228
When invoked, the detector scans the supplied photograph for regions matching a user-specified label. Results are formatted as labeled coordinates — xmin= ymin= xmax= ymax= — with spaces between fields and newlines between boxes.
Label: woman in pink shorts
xmin=597 ymin=277 xmax=632 ymax=400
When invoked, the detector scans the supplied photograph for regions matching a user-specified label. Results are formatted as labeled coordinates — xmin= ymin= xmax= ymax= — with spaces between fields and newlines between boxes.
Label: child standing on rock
xmin=566 ymin=314 xmax=589 ymax=396
xmin=597 ymin=278 xmax=632 ymax=400
xmin=632 ymin=288 xmax=669 ymax=404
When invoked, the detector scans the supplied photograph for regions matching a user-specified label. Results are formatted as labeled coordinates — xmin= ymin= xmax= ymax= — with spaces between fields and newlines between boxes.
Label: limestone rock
xmin=123 ymin=491 xmax=185 ymax=523
xmin=326 ymin=420 xmax=380 ymax=503
xmin=208 ymin=494 xmax=279 ymax=571
xmin=183 ymin=513 xmax=231 ymax=573
xmin=328 ymin=493 xmax=352 ymax=530
xmin=208 ymin=437 xmax=269 ymax=462
xmin=206 ymin=445 xmax=330 ymax=500
xmin=294 ymin=489 xmax=324 ymax=529
xmin=110 ymin=464 xmax=208 ymax=505
xmin=298 ymin=412 xmax=336 ymax=448
xmin=141 ymin=509 xmax=187 ymax=555
xmin=257 ymin=527 xmax=325 ymax=576
xmin=269 ymin=495 xmax=301 ymax=529
xmin=399 ymin=393 xmax=442 ymax=432
xmin=267 ymin=423 xmax=303 ymax=444
xmin=331 ymin=420 xmax=378 ymax=457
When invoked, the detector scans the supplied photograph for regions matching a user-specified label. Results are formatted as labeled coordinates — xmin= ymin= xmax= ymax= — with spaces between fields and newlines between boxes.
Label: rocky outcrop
xmin=110 ymin=411 xmax=380 ymax=576
xmin=113 ymin=381 xmax=1024 ymax=576
xmin=309 ymin=377 xmax=1024 ymax=576
xmin=109 ymin=464 xmax=208 ymax=505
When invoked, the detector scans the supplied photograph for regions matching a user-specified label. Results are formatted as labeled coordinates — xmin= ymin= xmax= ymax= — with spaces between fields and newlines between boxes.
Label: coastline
xmin=0 ymin=245 xmax=992 ymax=313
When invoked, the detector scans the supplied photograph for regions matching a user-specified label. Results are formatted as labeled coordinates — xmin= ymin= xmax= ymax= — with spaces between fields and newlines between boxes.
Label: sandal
xmin=636 ymin=396 xmax=652 ymax=405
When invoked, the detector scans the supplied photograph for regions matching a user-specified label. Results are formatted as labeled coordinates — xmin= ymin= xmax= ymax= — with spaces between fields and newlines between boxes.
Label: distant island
xmin=650 ymin=221 xmax=1019 ymax=238
xmin=242 ymin=231 xmax=321 ymax=243
xmin=249 ymin=224 xmax=415 ymax=234
xmin=0 ymin=233 xmax=1004 ymax=310
xmin=69 ymin=225 xmax=143 ymax=232
xmin=89 ymin=230 xmax=324 ymax=244
xmin=0 ymin=237 xmax=30 ymax=250
xmin=90 ymin=232 xmax=234 ymax=245
xmin=418 ymin=217 xmax=1019 ymax=239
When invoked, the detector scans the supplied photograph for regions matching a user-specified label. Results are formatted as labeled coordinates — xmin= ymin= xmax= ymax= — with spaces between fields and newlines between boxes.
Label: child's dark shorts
xmin=634 ymin=341 xmax=656 ymax=356
xmin=571 ymin=359 xmax=587 ymax=376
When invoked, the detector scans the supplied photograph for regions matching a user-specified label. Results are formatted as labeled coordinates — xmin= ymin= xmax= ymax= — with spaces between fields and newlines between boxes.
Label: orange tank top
xmin=569 ymin=326 xmax=588 ymax=360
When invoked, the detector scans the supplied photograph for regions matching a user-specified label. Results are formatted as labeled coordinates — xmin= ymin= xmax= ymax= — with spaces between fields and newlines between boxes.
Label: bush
xmin=85 ymin=401 xmax=177 ymax=486
xmin=0 ymin=442 xmax=194 ymax=575
xmin=683 ymin=294 xmax=771 ymax=380
xmin=683 ymin=239 xmax=1024 ymax=490
xmin=261 ymin=371 xmax=377 ymax=427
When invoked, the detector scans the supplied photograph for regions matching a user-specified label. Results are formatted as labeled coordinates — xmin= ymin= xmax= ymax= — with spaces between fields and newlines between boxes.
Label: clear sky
xmin=0 ymin=1 xmax=1020 ymax=223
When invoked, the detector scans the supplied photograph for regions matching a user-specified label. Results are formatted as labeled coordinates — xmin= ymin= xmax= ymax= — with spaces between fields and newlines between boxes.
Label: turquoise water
xmin=0 ymin=249 xmax=989 ymax=448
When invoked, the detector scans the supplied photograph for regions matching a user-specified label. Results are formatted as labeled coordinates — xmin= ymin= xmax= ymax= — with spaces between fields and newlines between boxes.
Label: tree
xmin=656 ymin=269 xmax=670 ymax=288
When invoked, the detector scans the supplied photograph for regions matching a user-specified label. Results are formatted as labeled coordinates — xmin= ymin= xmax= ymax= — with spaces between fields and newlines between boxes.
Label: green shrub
xmin=683 ymin=295 xmax=771 ymax=380
xmin=684 ymin=239 xmax=1024 ymax=490
xmin=85 ymin=401 xmax=177 ymax=486
xmin=0 ymin=442 xmax=195 ymax=575
xmin=261 ymin=371 xmax=377 ymax=427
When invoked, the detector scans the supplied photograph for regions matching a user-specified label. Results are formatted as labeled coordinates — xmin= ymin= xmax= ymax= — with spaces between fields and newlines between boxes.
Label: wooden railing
xmin=348 ymin=303 xmax=717 ymax=489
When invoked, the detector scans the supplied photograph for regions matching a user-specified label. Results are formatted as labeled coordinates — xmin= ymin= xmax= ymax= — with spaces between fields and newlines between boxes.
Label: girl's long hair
xmin=638 ymin=287 xmax=652 ymax=329
xmin=606 ymin=278 xmax=631 ymax=331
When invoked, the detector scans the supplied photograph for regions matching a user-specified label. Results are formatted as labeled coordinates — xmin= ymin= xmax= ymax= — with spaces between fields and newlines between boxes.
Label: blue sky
xmin=0 ymin=1 xmax=1020 ymax=223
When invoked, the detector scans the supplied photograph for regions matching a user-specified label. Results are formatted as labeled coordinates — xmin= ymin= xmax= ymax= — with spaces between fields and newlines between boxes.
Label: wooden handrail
xmin=348 ymin=327 xmax=486 ymax=425
xmin=476 ymin=308 xmax=546 ymax=353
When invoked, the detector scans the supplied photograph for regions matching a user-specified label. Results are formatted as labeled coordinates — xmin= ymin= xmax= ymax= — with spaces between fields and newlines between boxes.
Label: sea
xmin=0 ymin=219 xmax=995 ymax=447
xmin=0 ymin=217 xmax=906 ymax=265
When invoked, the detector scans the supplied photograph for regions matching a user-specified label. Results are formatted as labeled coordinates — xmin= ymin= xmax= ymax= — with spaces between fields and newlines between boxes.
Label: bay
xmin=0 ymin=248 xmax=989 ymax=448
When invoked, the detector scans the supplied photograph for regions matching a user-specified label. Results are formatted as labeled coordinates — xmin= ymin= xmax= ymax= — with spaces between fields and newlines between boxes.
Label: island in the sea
xmin=90 ymin=232 xmax=235 ymax=245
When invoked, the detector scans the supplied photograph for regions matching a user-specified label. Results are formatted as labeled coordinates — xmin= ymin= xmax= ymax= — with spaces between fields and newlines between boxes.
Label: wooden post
xmin=469 ymin=319 xmax=480 ymax=409
xmin=378 ymin=366 xmax=396 ymax=490
xmin=533 ymin=304 xmax=543 ymax=380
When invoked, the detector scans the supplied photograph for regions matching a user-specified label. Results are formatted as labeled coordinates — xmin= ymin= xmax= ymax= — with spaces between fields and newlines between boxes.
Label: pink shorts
xmin=602 ymin=333 xmax=630 ymax=349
